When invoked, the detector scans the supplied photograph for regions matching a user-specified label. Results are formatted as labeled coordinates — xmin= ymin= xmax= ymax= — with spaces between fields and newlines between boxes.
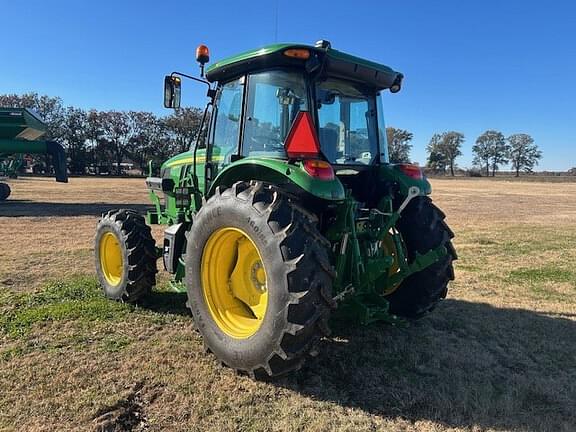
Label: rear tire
xmin=385 ymin=196 xmax=457 ymax=318
xmin=185 ymin=181 xmax=334 ymax=378
xmin=95 ymin=209 xmax=157 ymax=302
xmin=0 ymin=183 xmax=11 ymax=201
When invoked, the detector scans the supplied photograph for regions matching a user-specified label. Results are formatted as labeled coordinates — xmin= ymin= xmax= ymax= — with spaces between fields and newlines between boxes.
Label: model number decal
xmin=248 ymin=217 xmax=267 ymax=245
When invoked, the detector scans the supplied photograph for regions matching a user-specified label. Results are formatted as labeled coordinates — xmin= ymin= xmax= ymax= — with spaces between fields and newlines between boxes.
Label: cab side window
xmin=212 ymin=77 xmax=244 ymax=173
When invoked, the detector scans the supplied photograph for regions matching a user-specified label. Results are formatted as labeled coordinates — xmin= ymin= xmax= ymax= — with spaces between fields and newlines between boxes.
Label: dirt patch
xmin=92 ymin=381 xmax=163 ymax=432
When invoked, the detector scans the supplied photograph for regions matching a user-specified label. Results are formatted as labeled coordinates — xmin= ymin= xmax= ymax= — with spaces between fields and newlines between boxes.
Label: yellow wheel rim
xmin=99 ymin=232 xmax=124 ymax=286
xmin=382 ymin=229 xmax=405 ymax=295
xmin=201 ymin=227 xmax=268 ymax=339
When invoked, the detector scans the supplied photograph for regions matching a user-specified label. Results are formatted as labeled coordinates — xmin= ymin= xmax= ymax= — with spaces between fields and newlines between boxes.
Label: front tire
xmin=0 ymin=183 xmax=11 ymax=201
xmin=94 ymin=209 xmax=157 ymax=302
xmin=385 ymin=196 xmax=457 ymax=318
xmin=185 ymin=181 xmax=334 ymax=378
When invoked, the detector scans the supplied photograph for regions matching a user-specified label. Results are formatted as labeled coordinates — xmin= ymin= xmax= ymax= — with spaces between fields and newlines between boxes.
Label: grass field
xmin=1 ymin=177 xmax=575 ymax=432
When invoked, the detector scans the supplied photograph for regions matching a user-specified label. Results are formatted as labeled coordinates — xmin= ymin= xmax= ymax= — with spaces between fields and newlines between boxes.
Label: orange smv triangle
xmin=284 ymin=111 xmax=321 ymax=159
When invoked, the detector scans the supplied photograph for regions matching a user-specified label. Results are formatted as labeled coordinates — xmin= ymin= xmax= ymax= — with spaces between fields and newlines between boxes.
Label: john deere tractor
xmin=95 ymin=40 xmax=456 ymax=378
xmin=0 ymin=107 xmax=68 ymax=200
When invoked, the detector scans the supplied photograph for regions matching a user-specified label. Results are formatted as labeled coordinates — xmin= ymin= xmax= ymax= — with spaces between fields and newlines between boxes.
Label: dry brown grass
xmin=1 ymin=177 xmax=575 ymax=432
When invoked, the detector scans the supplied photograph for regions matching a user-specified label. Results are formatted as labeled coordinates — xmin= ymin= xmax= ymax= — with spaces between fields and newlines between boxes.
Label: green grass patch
xmin=0 ymin=276 xmax=133 ymax=338
xmin=509 ymin=268 xmax=574 ymax=284
xmin=507 ymin=267 xmax=575 ymax=301
xmin=99 ymin=334 xmax=132 ymax=353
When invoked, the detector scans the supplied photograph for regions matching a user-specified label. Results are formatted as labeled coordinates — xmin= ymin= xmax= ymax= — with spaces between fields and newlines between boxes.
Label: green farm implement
xmin=95 ymin=40 xmax=457 ymax=378
xmin=0 ymin=108 xmax=68 ymax=200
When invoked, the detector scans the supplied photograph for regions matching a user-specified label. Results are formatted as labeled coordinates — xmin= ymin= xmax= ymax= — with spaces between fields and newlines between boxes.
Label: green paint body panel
xmin=206 ymin=43 xmax=402 ymax=90
xmin=0 ymin=139 xmax=49 ymax=155
xmin=380 ymin=164 xmax=432 ymax=195
xmin=0 ymin=108 xmax=46 ymax=141
xmin=206 ymin=44 xmax=296 ymax=75
xmin=208 ymin=157 xmax=345 ymax=201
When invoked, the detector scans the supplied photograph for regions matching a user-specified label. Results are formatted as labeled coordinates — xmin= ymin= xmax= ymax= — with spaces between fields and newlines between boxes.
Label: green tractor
xmin=95 ymin=40 xmax=456 ymax=378
xmin=0 ymin=107 xmax=68 ymax=200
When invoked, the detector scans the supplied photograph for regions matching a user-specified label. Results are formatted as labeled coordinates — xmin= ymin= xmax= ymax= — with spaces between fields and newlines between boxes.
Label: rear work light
xmin=397 ymin=163 xmax=423 ymax=180
xmin=283 ymin=49 xmax=310 ymax=59
xmin=303 ymin=159 xmax=335 ymax=181
xmin=284 ymin=111 xmax=321 ymax=159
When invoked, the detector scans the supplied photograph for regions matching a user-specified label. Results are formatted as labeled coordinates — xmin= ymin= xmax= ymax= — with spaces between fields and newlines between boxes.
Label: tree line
xmin=387 ymin=127 xmax=544 ymax=177
xmin=2 ymin=93 xmax=547 ymax=177
xmin=0 ymin=93 xmax=203 ymax=175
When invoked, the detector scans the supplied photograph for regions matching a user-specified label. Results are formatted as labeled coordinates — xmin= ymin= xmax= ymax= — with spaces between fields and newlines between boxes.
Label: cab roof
xmin=205 ymin=42 xmax=403 ymax=91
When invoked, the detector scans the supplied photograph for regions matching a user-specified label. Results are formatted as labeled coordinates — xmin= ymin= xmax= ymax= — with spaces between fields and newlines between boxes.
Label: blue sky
xmin=1 ymin=0 xmax=575 ymax=170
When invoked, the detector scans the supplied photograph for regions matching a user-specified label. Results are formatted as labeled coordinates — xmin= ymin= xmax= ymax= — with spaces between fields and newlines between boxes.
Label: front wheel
xmin=185 ymin=181 xmax=334 ymax=378
xmin=0 ymin=183 xmax=11 ymax=201
xmin=94 ymin=209 xmax=157 ymax=302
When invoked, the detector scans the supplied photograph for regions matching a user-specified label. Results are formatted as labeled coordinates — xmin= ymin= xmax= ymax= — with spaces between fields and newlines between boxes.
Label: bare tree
xmin=127 ymin=111 xmax=174 ymax=173
xmin=386 ymin=127 xmax=413 ymax=163
xmin=61 ymin=107 xmax=89 ymax=174
xmin=507 ymin=134 xmax=542 ymax=177
xmin=98 ymin=111 xmax=131 ymax=175
xmin=473 ymin=130 xmax=508 ymax=176
xmin=165 ymin=107 xmax=204 ymax=154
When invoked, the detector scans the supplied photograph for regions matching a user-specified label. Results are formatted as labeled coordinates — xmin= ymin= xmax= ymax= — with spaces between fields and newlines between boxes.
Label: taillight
xmin=303 ymin=159 xmax=335 ymax=181
xmin=397 ymin=163 xmax=423 ymax=180
xmin=284 ymin=111 xmax=321 ymax=159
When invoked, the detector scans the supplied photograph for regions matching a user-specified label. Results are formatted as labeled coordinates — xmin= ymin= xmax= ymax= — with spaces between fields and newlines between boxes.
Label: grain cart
xmin=0 ymin=108 xmax=68 ymax=200
xmin=95 ymin=41 xmax=456 ymax=378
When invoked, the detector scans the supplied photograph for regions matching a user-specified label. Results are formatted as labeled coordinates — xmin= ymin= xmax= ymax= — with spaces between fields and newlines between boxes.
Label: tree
xmin=473 ymin=130 xmax=508 ymax=176
xmin=426 ymin=132 xmax=464 ymax=176
xmin=165 ymin=107 xmax=204 ymax=154
xmin=98 ymin=111 xmax=131 ymax=175
xmin=127 ymin=111 xmax=173 ymax=172
xmin=507 ymin=134 xmax=541 ymax=177
xmin=386 ymin=127 xmax=413 ymax=163
xmin=426 ymin=134 xmax=446 ymax=174
xmin=61 ymin=107 xmax=89 ymax=174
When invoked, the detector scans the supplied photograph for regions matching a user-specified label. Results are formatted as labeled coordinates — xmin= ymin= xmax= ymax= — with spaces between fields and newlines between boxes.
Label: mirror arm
xmin=171 ymin=71 xmax=213 ymax=94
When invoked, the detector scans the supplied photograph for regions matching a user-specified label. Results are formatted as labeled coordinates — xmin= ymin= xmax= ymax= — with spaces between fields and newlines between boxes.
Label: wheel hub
xmin=99 ymin=232 xmax=123 ymax=286
xmin=201 ymin=227 xmax=269 ymax=339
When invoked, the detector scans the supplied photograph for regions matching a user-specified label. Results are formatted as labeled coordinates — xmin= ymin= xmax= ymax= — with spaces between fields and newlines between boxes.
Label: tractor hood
xmin=161 ymin=151 xmax=197 ymax=171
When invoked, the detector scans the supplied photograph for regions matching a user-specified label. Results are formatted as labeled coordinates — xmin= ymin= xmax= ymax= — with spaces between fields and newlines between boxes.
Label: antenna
xmin=274 ymin=0 xmax=279 ymax=42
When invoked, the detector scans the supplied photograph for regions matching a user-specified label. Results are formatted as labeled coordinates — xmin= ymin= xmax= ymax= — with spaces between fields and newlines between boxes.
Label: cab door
xmin=205 ymin=76 xmax=245 ymax=191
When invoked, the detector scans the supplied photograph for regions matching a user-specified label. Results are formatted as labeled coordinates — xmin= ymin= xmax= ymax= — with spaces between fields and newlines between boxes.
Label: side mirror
xmin=164 ymin=75 xmax=181 ymax=109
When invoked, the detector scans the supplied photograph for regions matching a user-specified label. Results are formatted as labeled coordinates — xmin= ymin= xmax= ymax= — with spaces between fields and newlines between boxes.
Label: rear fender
xmin=207 ymin=157 xmax=345 ymax=201
xmin=379 ymin=163 xmax=432 ymax=197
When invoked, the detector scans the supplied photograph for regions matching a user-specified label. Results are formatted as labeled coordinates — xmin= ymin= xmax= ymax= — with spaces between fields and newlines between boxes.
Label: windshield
xmin=316 ymin=79 xmax=379 ymax=165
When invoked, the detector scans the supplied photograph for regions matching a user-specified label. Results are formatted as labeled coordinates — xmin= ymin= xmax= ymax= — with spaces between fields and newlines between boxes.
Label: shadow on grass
xmin=0 ymin=201 xmax=152 ymax=217
xmin=133 ymin=291 xmax=576 ymax=430
xmin=138 ymin=290 xmax=190 ymax=317
xmin=278 ymin=299 xmax=576 ymax=432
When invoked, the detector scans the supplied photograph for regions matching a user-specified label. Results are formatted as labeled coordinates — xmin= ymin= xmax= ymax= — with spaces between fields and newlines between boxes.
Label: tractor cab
xmin=159 ymin=40 xmax=407 ymax=216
